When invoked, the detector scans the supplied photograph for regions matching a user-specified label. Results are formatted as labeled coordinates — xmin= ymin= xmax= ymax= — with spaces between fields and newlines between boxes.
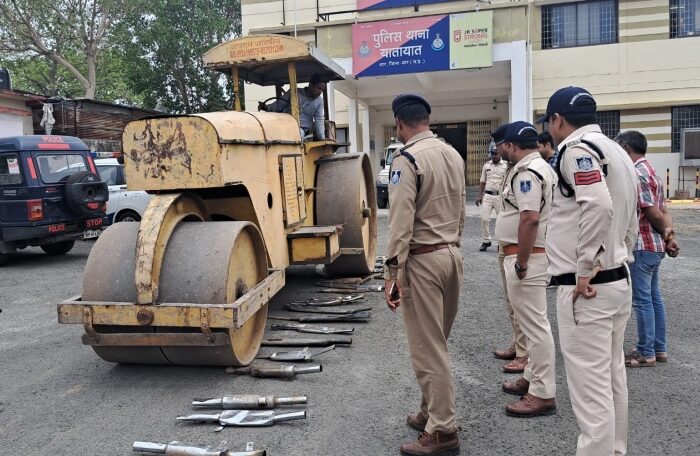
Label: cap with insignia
xmin=392 ymin=93 xmax=431 ymax=116
xmin=537 ymin=86 xmax=597 ymax=124
xmin=500 ymin=121 xmax=539 ymax=144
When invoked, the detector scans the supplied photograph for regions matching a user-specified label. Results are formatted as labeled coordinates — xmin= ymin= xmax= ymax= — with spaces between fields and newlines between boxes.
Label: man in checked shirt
xmin=615 ymin=131 xmax=680 ymax=368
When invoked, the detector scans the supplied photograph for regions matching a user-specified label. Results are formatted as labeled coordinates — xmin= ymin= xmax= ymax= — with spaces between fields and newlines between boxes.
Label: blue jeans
xmin=630 ymin=250 xmax=667 ymax=357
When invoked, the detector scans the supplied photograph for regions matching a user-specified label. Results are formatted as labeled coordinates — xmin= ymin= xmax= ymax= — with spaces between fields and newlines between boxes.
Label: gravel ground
xmin=0 ymin=204 xmax=698 ymax=455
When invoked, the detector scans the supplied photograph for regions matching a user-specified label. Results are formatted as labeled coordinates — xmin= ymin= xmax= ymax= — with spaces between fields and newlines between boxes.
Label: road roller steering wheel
xmin=258 ymin=96 xmax=287 ymax=112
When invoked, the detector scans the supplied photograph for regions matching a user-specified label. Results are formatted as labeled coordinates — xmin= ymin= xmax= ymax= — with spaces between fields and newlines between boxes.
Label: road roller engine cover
xmin=57 ymin=34 xmax=377 ymax=367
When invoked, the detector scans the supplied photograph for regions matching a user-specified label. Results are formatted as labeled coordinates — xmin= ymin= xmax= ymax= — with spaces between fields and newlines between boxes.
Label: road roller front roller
xmin=56 ymin=34 xmax=377 ymax=366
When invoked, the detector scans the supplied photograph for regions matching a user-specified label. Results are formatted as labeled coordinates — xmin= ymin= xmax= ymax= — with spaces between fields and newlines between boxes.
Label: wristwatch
xmin=514 ymin=262 xmax=527 ymax=273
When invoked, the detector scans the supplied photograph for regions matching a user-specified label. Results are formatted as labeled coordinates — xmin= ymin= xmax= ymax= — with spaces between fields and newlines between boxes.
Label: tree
xmin=119 ymin=0 xmax=241 ymax=114
xmin=0 ymin=0 xmax=130 ymax=99
xmin=0 ymin=56 xmax=84 ymax=97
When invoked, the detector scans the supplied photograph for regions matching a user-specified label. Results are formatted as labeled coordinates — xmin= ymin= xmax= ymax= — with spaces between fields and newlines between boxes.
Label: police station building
xmin=242 ymin=0 xmax=700 ymax=194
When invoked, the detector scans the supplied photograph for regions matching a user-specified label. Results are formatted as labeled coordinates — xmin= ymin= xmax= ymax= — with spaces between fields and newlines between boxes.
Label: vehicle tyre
xmin=377 ymin=197 xmax=388 ymax=209
xmin=41 ymin=240 xmax=75 ymax=255
xmin=65 ymin=171 xmax=108 ymax=216
xmin=0 ymin=252 xmax=8 ymax=266
xmin=115 ymin=210 xmax=141 ymax=223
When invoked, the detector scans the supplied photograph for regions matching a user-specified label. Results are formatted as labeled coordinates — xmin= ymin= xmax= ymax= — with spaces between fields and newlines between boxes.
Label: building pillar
xmin=327 ymin=81 xmax=336 ymax=122
xmin=493 ymin=41 xmax=530 ymax=123
xmin=509 ymin=43 xmax=529 ymax=122
xmin=348 ymin=96 xmax=359 ymax=154
xmin=361 ymin=102 xmax=370 ymax=155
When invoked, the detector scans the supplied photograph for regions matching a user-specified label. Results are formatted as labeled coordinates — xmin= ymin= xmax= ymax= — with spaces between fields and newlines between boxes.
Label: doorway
xmin=431 ymin=123 xmax=467 ymax=161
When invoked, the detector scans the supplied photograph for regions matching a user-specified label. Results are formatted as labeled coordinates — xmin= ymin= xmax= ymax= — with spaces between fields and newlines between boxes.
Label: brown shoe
xmin=400 ymin=431 xmax=460 ymax=455
xmin=506 ymin=394 xmax=556 ymax=418
xmin=503 ymin=356 xmax=528 ymax=373
xmin=656 ymin=352 xmax=668 ymax=363
xmin=493 ymin=347 xmax=516 ymax=360
xmin=502 ymin=377 xmax=530 ymax=395
xmin=407 ymin=412 xmax=428 ymax=432
xmin=625 ymin=350 xmax=656 ymax=368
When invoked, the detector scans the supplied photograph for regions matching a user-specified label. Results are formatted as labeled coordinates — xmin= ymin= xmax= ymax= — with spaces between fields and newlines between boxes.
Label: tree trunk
xmin=84 ymin=53 xmax=97 ymax=99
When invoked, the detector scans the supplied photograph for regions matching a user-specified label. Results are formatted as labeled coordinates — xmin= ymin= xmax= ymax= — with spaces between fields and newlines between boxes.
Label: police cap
xmin=491 ymin=124 xmax=509 ymax=145
xmin=488 ymin=140 xmax=497 ymax=155
xmin=537 ymin=86 xmax=597 ymax=124
xmin=392 ymin=93 xmax=431 ymax=117
xmin=499 ymin=121 xmax=539 ymax=145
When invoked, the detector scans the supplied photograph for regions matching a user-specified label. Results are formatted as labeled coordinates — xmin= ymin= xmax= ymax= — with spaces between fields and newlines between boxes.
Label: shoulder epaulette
xmin=398 ymin=145 xmax=423 ymax=193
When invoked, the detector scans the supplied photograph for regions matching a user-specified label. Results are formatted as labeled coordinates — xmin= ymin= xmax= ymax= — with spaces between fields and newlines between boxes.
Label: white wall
xmin=0 ymin=113 xmax=24 ymax=137
xmin=645 ymin=153 xmax=699 ymax=197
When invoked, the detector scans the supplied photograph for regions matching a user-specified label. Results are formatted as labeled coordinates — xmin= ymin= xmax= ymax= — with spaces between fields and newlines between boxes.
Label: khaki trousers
xmin=557 ymin=278 xmax=631 ymax=456
xmin=498 ymin=245 xmax=528 ymax=357
xmin=402 ymin=245 xmax=463 ymax=434
xmin=480 ymin=193 xmax=500 ymax=242
xmin=503 ymin=254 xmax=556 ymax=398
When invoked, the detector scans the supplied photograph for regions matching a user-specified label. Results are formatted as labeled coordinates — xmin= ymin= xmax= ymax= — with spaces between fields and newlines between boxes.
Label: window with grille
xmin=596 ymin=111 xmax=620 ymax=139
xmin=672 ymin=106 xmax=700 ymax=152
xmin=671 ymin=0 xmax=700 ymax=38
xmin=542 ymin=0 xmax=618 ymax=49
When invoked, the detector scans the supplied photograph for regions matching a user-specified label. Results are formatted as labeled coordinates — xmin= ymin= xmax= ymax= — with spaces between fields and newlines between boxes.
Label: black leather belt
xmin=484 ymin=190 xmax=499 ymax=195
xmin=555 ymin=265 xmax=628 ymax=286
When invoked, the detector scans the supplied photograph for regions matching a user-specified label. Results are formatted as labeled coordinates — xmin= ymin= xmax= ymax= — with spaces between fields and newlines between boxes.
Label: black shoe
xmin=479 ymin=242 xmax=492 ymax=252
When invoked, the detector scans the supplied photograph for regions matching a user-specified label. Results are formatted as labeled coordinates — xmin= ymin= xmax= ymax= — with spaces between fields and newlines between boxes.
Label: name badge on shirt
xmin=390 ymin=170 xmax=402 ymax=185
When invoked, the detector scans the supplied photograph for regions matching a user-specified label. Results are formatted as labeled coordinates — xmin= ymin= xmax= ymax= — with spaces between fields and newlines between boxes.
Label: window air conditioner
xmin=680 ymin=128 xmax=700 ymax=167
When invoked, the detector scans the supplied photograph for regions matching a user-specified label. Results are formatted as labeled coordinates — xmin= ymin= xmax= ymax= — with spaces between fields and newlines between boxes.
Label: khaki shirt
xmin=480 ymin=159 xmax=509 ymax=192
xmin=494 ymin=152 xmax=557 ymax=248
xmin=383 ymin=131 xmax=466 ymax=279
xmin=546 ymin=125 xmax=639 ymax=277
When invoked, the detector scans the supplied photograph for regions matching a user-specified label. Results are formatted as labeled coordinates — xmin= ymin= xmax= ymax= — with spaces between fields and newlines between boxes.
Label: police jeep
xmin=0 ymin=135 xmax=109 ymax=265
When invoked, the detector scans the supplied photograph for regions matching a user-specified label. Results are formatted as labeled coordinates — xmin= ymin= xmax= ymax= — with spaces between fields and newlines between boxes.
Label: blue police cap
xmin=392 ymin=93 xmax=431 ymax=117
xmin=537 ymin=86 xmax=597 ymax=124
xmin=491 ymin=124 xmax=509 ymax=145
xmin=499 ymin=121 xmax=539 ymax=144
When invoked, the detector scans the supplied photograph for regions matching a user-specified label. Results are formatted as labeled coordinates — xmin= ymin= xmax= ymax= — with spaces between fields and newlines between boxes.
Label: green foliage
xmin=118 ymin=0 xmax=242 ymax=113
xmin=0 ymin=0 xmax=133 ymax=99
xmin=0 ymin=0 xmax=241 ymax=112
xmin=0 ymin=49 xmax=141 ymax=103
xmin=0 ymin=56 xmax=83 ymax=98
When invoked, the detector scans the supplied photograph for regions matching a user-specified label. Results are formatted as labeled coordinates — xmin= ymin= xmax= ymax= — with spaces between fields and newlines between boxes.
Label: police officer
xmin=491 ymin=124 xmax=529 ymax=372
xmin=476 ymin=140 xmax=509 ymax=251
xmin=492 ymin=121 xmax=558 ymax=417
xmin=541 ymin=87 xmax=638 ymax=455
xmin=383 ymin=93 xmax=465 ymax=456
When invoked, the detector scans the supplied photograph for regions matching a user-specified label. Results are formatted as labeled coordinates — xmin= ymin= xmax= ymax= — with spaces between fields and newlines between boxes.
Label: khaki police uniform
xmin=498 ymin=235 xmax=528 ymax=359
xmin=384 ymin=130 xmax=466 ymax=435
xmin=547 ymin=125 xmax=638 ymax=456
xmin=480 ymin=159 xmax=509 ymax=242
xmin=495 ymin=152 xmax=558 ymax=399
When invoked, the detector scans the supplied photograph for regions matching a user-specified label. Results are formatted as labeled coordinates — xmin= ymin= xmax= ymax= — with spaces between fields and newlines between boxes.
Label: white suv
xmin=94 ymin=158 xmax=151 ymax=223
xmin=375 ymin=141 xmax=404 ymax=209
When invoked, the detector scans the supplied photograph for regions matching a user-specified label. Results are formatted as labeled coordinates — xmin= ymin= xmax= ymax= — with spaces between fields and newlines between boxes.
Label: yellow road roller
xmin=57 ymin=35 xmax=377 ymax=366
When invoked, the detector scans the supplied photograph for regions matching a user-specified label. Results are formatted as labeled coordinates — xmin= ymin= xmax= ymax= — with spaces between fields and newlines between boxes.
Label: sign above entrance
xmin=358 ymin=0 xmax=443 ymax=11
xmin=352 ymin=11 xmax=493 ymax=78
